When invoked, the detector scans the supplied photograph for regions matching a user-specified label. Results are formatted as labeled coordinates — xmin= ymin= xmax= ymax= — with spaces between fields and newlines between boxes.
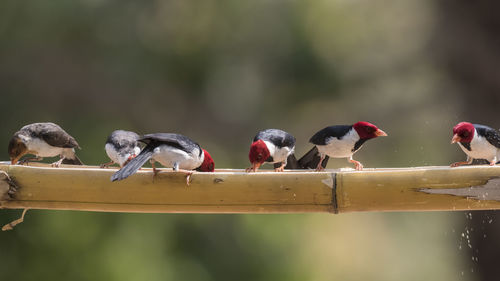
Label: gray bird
xmin=101 ymin=130 xmax=141 ymax=168
xmin=8 ymin=122 xmax=83 ymax=166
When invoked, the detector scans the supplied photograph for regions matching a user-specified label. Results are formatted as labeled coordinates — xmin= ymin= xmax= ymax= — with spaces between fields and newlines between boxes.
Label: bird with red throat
xmin=451 ymin=122 xmax=500 ymax=167
xmin=297 ymin=121 xmax=387 ymax=171
xmin=247 ymin=129 xmax=296 ymax=172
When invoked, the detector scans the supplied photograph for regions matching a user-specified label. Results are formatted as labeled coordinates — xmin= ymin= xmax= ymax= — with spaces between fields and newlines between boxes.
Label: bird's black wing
xmin=309 ymin=125 xmax=353 ymax=145
xmin=24 ymin=122 xmax=80 ymax=148
xmin=254 ymin=129 xmax=296 ymax=148
xmin=140 ymin=133 xmax=202 ymax=156
xmin=475 ymin=124 xmax=500 ymax=149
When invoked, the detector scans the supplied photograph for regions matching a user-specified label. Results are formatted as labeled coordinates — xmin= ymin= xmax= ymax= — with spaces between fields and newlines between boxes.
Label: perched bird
xmin=111 ymin=133 xmax=214 ymax=184
xmin=101 ymin=130 xmax=141 ymax=168
xmin=297 ymin=121 xmax=387 ymax=171
xmin=8 ymin=122 xmax=83 ymax=166
xmin=451 ymin=122 xmax=500 ymax=167
xmin=246 ymin=129 xmax=296 ymax=172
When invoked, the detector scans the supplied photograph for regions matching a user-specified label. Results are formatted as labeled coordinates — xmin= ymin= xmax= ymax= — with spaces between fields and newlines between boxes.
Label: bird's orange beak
xmin=375 ymin=129 xmax=388 ymax=137
xmin=451 ymin=134 xmax=461 ymax=144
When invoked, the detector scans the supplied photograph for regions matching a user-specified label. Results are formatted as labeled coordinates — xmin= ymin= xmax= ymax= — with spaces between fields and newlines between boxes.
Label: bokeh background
xmin=1 ymin=0 xmax=500 ymax=280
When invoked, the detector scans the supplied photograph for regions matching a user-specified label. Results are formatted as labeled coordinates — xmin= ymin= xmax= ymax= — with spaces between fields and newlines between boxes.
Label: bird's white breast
xmin=263 ymin=141 xmax=293 ymax=163
xmin=459 ymin=130 xmax=499 ymax=161
xmin=316 ymin=129 xmax=359 ymax=158
xmin=24 ymin=136 xmax=66 ymax=157
xmin=152 ymin=145 xmax=203 ymax=170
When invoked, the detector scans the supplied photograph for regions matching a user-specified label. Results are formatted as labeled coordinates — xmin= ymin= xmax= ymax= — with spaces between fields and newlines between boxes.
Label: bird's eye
xmin=256 ymin=154 xmax=262 ymax=161
xmin=366 ymin=127 xmax=375 ymax=133
xmin=462 ymin=131 xmax=469 ymax=138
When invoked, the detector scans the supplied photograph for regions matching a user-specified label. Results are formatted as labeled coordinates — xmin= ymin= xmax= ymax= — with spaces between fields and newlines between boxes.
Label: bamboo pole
xmin=1 ymin=162 xmax=500 ymax=215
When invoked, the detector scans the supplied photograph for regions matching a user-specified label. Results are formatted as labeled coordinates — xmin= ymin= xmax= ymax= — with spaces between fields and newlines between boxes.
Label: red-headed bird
xmin=297 ymin=121 xmax=387 ymax=171
xmin=247 ymin=129 xmax=296 ymax=172
xmin=8 ymin=122 xmax=83 ymax=167
xmin=101 ymin=130 xmax=141 ymax=168
xmin=451 ymin=122 xmax=500 ymax=167
xmin=111 ymin=133 xmax=214 ymax=184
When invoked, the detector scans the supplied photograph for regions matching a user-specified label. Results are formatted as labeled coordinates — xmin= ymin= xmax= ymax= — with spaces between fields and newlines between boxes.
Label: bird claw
xmin=355 ymin=163 xmax=364 ymax=171
xmin=450 ymin=161 xmax=468 ymax=168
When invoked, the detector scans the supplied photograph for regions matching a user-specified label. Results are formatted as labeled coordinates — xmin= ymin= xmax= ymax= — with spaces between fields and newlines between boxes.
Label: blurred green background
xmin=2 ymin=0 xmax=500 ymax=280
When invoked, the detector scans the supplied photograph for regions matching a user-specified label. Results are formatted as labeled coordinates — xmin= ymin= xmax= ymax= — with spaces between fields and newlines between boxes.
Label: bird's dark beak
xmin=451 ymin=134 xmax=461 ymax=144
xmin=375 ymin=129 xmax=388 ymax=137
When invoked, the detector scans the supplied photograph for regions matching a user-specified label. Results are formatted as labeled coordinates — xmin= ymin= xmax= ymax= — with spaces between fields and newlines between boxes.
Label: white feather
xmin=263 ymin=140 xmax=293 ymax=164
xmin=316 ymin=128 xmax=359 ymax=158
xmin=152 ymin=145 xmax=204 ymax=170
xmin=458 ymin=129 xmax=499 ymax=162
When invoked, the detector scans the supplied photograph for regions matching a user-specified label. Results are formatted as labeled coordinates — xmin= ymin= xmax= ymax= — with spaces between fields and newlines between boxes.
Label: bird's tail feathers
xmin=111 ymin=146 xmax=154 ymax=182
xmin=297 ymin=146 xmax=329 ymax=169
xmin=284 ymin=154 xmax=300 ymax=169
xmin=62 ymin=154 xmax=84 ymax=165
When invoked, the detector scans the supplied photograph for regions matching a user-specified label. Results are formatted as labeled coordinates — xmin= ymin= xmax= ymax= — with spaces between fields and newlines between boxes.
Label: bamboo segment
xmin=0 ymin=163 xmax=334 ymax=213
xmin=1 ymin=163 xmax=500 ymax=214
xmin=336 ymin=166 xmax=500 ymax=212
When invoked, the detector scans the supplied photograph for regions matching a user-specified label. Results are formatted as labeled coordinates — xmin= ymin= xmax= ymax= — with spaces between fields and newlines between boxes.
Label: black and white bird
xmin=297 ymin=121 xmax=387 ymax=171
xmin=246 ymin=129 xmax=296 ymax=172
xmin=101 ymin=130 xmax=141 ymax=168
xmin=451 ymin=122 xmax=500 ymax=167
xmin=8 ymin=122 xmax=83 ymax=166
xmin=111 ymin=133 xmax=214 ymax=183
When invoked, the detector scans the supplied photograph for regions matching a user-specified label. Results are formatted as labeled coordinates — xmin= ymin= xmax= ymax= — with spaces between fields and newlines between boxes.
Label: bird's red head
xmin=198 ymin=149 xmax=215 ymax=172
xmin=353 ymin=121 xmax=388 ymax=139
xmin=249 ymin=139 xmax=270 ymax=165
xmin=452 ymin=122 xmax=475 ymax=143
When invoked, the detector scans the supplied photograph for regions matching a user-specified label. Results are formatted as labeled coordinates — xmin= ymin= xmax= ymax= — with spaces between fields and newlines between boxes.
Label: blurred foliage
xmin=1 ymin=0 xmax=497 ymax=280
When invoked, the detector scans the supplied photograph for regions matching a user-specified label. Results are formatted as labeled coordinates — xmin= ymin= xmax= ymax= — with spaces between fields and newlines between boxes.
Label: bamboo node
xmin=0 ymin=171 xmax=18 ymax=202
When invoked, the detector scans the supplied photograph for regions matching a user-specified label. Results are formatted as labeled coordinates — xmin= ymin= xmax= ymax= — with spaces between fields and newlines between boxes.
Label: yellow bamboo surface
xmin=1 ymin=162 xmax=500 ymax=214
xmin=0 ymin=163 xmax=335 ymax=214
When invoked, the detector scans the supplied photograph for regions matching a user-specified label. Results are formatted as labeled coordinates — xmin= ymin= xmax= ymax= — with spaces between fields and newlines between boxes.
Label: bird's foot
xmin=246 ymin=163 xmax=260 ymax=173
xmin=100 ymin=161 xmax=114 ymax=169
xmin=315 ymin=165 xmax=324 ymax=172
xmin=274 ymin=163 xmax=286 ymax=172
xmin=175 ymin=169 xmax=194 ymax=186
xmin=349 ymin=159 xmax=363 ymax=171
xmin=51 ymin=158 xmax=64 ymax=168
xmin=490 ymin=161 xmax=497 ymax=166
xmin=450 ymin=161 xmax=469 ymax=168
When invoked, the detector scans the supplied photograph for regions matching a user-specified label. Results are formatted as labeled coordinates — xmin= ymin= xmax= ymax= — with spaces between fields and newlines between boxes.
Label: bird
xmin=110 ymin=133 xmax=214 ymax=184
xmin=297 ymin=121 xmax=387 ymax=171
xmin=8 ymin=122 xmax=83 ymax=167
xmin=450 ymin=122 xmax=500 ymax=167
xmin=100 ymin=130 xmax=141 ymax=168
xmin=246 ymin=129 xmax=296 ymax=172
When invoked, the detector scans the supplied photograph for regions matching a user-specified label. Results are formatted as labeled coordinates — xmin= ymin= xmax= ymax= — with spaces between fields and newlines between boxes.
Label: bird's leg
xmin=245 ymin=163 xmax=261 ymax=172
xmin=19 ymin=156 xmax=43 ymax=165
xmin=348 ymin=156 xmax=364 ymax=171
xmin=151 ymin=160 xmax=160 ymax=177
xmin=171 ymin=163 xmax=193 ymax=185
xmin=51 ymin=156 xmax=65 ymax=168
xmin=490 ymin=157 xmax=498 ymax=166
xmin=100 ymin=161 xmax=115 ymax=168
xmin=315 ymin=155 xmax=326 ymax=171
xmin=451 ymin=156 xmax=473 ymax=167
xmin=176 ymin=169 xmax=194 ymax=186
